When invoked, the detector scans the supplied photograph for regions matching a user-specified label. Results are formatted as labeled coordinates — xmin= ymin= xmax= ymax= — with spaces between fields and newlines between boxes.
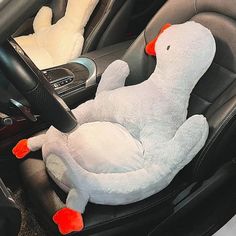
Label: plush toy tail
xmin=53 ymin=208 xmax=84 ymax=235
xmin=145 ymin=23 xmax=172 ymax=56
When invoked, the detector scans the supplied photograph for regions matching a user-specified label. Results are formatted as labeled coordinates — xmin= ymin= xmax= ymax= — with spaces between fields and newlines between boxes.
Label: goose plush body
xmin=13 ymin=21 xmax=216 ymax=234
xmin=14 ymin=0 xmax=99 ymax=70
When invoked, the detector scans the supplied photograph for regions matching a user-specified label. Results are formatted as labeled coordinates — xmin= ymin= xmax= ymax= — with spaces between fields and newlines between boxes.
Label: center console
xmin=43 ymin=58 xmax=95 ymax=94
xmin=42 ymin=40 xmax=132 ymax=107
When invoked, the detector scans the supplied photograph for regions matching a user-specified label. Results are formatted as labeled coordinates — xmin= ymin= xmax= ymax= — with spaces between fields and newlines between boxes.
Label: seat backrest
xmin=50 ymin=0 xmax=67 ymax=24
xmin=83 ymin=0 xmax=135 ymax=53
xmin=51 ymin=0 xmax=135 ymax=53
xmin=123 ymin=0 xmax=236 ymax=181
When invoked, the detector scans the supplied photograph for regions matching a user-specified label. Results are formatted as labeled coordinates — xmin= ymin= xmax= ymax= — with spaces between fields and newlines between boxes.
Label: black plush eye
xmin=167 ymin=45 xmax=171 ymax=50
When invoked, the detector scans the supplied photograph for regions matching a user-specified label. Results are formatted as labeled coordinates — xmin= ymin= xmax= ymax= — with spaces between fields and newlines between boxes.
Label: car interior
xmin=0 ymin=0 xmax=236 ymax=235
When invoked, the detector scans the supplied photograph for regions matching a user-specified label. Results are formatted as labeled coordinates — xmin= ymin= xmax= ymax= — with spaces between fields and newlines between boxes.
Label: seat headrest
xmin=124 ymin=0 xmax=236 ymax=85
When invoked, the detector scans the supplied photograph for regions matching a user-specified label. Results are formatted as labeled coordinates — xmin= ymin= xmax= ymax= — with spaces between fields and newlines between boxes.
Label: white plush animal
xmin=13 ymin=22 xmax=216 ymax=235
xmin=14 ymin=0 xmax=99 ymax=70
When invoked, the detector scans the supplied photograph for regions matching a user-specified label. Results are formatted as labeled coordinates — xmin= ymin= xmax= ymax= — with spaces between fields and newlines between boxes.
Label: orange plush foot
xmin=53 ymin=208 xmax=84 ymax=235
xmin=12 ymin=139 xmax=30 ymax=159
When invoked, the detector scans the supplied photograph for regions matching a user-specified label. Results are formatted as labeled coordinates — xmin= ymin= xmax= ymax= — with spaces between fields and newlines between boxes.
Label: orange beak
xmin=145 ymin=23 xmax=172 ymax=56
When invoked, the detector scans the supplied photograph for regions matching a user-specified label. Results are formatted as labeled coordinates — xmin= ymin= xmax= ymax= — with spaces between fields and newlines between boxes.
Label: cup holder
xmin=71 ymin=58 xmax=97 ymax=88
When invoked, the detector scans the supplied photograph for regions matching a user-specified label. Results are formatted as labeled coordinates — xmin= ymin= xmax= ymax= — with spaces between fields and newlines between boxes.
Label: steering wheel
xmin=0 ymin=0 xmax=78 ymax=133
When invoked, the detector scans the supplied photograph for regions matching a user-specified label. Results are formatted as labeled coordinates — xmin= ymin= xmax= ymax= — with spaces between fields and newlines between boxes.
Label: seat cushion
xmin=20 ymin=153 xmax=186 ymax=235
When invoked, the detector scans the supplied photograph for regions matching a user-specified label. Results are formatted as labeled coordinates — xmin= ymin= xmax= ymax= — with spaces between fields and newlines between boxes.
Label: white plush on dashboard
xmin=14 ymin=0 xmax=99 ymax=70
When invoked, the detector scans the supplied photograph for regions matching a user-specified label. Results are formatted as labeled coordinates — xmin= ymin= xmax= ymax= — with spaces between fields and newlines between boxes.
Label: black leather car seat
xmin=19 ymin=0 xmax=236 ymax=235
xmin=82 ymin=0 xmax=135 ymax=53
xmin=14 ymin=0 xmax=135 ymax=54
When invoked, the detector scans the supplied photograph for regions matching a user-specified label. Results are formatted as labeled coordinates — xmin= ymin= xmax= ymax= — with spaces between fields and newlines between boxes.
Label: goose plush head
xmin=148 ymin=21 xmax=216 ymax=92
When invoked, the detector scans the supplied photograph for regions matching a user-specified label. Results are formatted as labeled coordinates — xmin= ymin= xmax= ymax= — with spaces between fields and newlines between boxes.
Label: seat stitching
xmin=194 ymin=110 xmax=236 ymax=173
xmin=194 ymin=0 xmax=198 ymax=14
xmin=191 ymin=92 xmax=212 ymax=105
xmin=84 ymin=0 xmax=114 ymax=51
xmin=193 ymin=104 xmax=236 ymax=177
xmin=212 ymin=61 xmax=236 ymax=75
xmin=191 ymin=60 xmax=236 ymax=106
xmin=86 ymin=0 xmax=112 ymax=50
xmin=193 ymin=73 xmax=236 ymax=177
